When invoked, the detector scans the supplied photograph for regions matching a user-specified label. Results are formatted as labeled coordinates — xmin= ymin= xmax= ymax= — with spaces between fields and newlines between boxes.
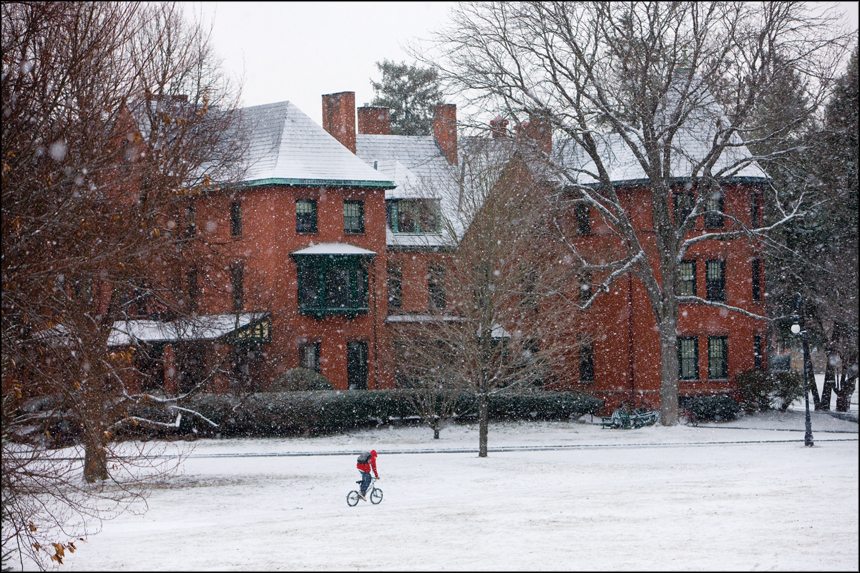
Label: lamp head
xmin=790 ymin=323 xmax=801 ymax=335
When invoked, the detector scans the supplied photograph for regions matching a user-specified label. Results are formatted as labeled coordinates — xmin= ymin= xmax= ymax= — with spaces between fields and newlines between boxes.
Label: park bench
xmin=600 ymin=408 xmax=659 ymax=429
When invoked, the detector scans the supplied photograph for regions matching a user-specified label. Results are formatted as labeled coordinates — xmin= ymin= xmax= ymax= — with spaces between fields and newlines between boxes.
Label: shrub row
xmin=123 ymin=389 xmax=604 ymax=439
xmin=735 ymin=369 xmax=804 ymax=413
xmin=680 ymin=394 xmax=741 ymax=422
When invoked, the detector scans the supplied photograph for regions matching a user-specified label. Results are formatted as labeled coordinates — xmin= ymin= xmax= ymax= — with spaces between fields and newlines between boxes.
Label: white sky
xmin=186 ymin=1 xmax=858 ymax=125
xmin=184 ymin=2 xmax=459 ymax=124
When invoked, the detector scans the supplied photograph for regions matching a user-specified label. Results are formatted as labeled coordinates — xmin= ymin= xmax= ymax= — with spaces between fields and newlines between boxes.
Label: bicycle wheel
xmin=346 ymin=490 xmax=360 ymax=507
xmin=370 ymin=487 xmax=383 ymax=505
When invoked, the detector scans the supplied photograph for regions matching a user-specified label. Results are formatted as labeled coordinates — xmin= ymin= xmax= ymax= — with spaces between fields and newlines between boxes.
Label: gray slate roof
xmin=237 ymin=102 xmax=395 ymax=188
xmin=357 ymin=134 xmax=462 ymax=248
xmin=553 ymin=74 xmax=769 ymax=186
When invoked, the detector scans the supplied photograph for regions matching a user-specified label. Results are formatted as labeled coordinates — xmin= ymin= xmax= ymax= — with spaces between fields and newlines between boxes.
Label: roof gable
xmin=238 ymin=101 xmax=395 ymax=189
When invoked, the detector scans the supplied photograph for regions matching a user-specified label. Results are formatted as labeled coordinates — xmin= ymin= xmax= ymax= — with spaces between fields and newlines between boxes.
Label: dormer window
xmin=387 ymin=199 xmax=441 ymax=233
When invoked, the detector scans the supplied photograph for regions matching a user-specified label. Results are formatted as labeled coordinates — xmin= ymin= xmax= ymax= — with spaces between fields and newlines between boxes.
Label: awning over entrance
xmin=107 ymin=312 xmax=269 ymax=347
xmin=291 ymin=242 xmax=376 ymax=256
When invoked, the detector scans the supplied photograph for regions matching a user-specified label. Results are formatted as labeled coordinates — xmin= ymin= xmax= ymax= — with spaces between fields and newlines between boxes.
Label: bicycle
xmin=346 ymin=477 xmax=383 ymax=507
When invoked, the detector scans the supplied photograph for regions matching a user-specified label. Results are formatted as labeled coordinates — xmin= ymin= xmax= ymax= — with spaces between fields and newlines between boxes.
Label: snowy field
xmin=13 ymin=395 xmax=858 ymax=572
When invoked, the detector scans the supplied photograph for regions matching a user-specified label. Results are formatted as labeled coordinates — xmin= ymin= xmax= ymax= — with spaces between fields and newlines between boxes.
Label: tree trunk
xmin=658 ymin=312 xmax=680 ymax=426
xmin=83 ymin=430 xmax=109 ymax=483
xmin=835 ymin=364 xmax=857 ymax=412
xmin=802 ymin=336 xmax=821 ymax=409
xmin=477 ymin=390 xmax=488 ymax=458
xmin=819 ymin=349 xmax=836 ymax=411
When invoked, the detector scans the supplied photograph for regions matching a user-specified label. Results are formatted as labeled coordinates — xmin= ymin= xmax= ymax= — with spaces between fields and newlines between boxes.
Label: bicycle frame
xmin=347 ymin=476 xmax=382 ymax=507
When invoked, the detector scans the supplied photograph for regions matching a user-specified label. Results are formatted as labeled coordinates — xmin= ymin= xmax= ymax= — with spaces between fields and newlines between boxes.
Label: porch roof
xmin=290 ymin=242 xmax=376 ymax=256
xmin=107 ymin=312 xmax=268 ymax=347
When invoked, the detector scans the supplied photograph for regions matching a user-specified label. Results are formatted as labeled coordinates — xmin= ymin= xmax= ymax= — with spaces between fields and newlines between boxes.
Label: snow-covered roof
xmin=554 ymin=130 xmax=768 ymax=187
xmin=357 ymin=134 xmax=461 ymax=248
xmin=236 ymin=101 xmax=395 ymax=189
xmin=107 ymin=312 xmax=268 ymax=347
xmin=385 ymin=314 xmax=467 ymax=323
xmin=291 ymin=242 xmax=376 ymax=256
xmin=553 ymin=74 xmax=769 ymax=187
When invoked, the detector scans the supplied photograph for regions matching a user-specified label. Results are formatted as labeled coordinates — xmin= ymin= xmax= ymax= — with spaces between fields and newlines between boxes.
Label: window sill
xmin=299 ymin=306 xmax=369 ymax=318
xmin=390 ymin=231 xmax=442 ymax=235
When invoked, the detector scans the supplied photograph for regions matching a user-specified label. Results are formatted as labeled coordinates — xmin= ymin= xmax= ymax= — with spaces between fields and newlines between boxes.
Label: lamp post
xmin=791 ymin=293 xmax=814 ymax=447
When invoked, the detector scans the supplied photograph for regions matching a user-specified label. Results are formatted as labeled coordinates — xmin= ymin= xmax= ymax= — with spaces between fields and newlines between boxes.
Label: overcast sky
xmin=185 ymin=1 xmax=859 ymax=126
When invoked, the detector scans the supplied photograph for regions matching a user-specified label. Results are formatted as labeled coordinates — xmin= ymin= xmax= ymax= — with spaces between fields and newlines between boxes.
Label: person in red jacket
xmin=355 ymin=449 xmax=380 ymax=499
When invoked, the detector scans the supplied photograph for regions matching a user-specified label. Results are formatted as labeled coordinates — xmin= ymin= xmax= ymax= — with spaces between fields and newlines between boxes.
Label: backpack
xmin=357 ymin=451 xmax=372 ymax=464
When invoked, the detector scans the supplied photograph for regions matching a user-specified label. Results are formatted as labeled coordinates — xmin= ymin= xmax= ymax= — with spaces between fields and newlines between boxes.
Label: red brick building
xmin=105 ymin=88 xmax=769 ymax=413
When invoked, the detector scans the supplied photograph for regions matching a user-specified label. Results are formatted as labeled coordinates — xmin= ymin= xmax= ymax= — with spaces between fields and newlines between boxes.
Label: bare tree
xmin=2 ymin=1 xmax=244 ymax=568
xmin=427 ymin=1 xmax=852 ymax=425
xmin=392 ymin=136 xmax=583 ymax=456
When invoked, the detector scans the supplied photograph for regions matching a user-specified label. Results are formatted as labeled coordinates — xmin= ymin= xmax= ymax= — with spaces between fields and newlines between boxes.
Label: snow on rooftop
xmin=291 ymin=242 xmax=376 ymax=256
xmin=357 ymin=134 xmax=464 ymax=246
xmin=554 ymin=74 xmax=769 ymax=186
xmin=236 ymin=101 xmax=395 ymax=188
xmin=107 ymin=313 xmax=268 ymax=346
xmin=385 ymin=314 xmax=467 ymax=323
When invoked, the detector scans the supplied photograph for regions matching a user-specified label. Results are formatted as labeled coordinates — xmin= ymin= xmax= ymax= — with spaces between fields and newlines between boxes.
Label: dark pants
xmin=359 ymin=471 xmax=372 ymax=495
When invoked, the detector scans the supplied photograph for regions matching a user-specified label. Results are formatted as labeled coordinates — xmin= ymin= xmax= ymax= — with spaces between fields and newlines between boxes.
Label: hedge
xmin=121 ymin=389 xmax=604 ymax=439
xmin=680 ymin=393 xmax=741 ymax=422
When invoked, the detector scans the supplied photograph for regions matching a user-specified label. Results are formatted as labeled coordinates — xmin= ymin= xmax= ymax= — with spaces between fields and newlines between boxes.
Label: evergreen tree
xmin=369 ymin=60 xmax=443 ymax=135
xmin=751 ymin=47 xmax=858 ymax=411
xmin=813 ymin=45 xmax=858 ymax=410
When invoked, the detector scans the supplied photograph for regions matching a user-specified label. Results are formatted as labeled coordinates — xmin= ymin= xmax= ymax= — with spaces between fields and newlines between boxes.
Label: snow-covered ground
xmin=12 ymin=395 xmax=858 ymax=572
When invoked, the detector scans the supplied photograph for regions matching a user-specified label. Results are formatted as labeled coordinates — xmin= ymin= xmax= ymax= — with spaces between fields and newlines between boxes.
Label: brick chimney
xmin=489 ymin=116 xmax=509 ymax=139
xmin=322 ymin=91 xmax=356 ymax=153
xmin=357 ymin=106 xmax=391 ymax=135
xmin=515 ymin=114 xmax=552 ymax=154
xmin=433 ymin=103 xmax=458 ymax=165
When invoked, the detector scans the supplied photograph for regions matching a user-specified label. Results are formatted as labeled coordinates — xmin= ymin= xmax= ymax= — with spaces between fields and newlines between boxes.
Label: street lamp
xmin=792 ymin=293 xmax=814 ymax=447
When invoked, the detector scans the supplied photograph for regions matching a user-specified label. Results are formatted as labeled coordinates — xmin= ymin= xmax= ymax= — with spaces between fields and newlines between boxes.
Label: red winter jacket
xmin=356 ymin=450 xmax=379 ymax=478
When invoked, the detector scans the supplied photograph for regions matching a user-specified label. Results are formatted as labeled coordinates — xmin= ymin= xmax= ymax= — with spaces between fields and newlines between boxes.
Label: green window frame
xmin=184 ymin=203 xmax=197 ymax=238
xmin=428 ymin=264 xmax=446 ymax=311
xmin=187 ymin=266 xmax=199 ymax=312
xmin=230 ymin=200 xmax=242 ymax=237
xmin=751 ymin=190 xmax=762 ymax=227
xmin=754 ymin=334 xmax=763 ymax=370
xmin=296 ymin=199 xmax=317 ymax=233
xmin=344 ymin=200 xmax=364 ymax=234
xmin=674 ymin=189 xmax=694 ymax=224
xmin=230 ymin=260 xmax=244 ymax=311
xmin=299 ymin=341 xmax=321 ymax=372
xmin=387 ymin=261 xmax=402 ymax=310
xmin=751 ymin=259 xmax=762 ymax=301
xmin=708 ymin=336 xmax=729 ymax=379
xmin=677 ymin=260 xmax=696 ymax=296
xmin=678 ymin=336 xmax=699 ymax=380
xmin=231 ymin=317 xmax=272 ymax=345
xmin=295 ymin=255 xmax=370 ymax=317
xmin=579 ymin=271 xmax=592 ymax=303
xmin=575 ymin=203 xmax=591 ymax=235
xmin=704 ymin=190 xmax=725 ymax=228
xmin=579 ymin=338 xmax=594 ymax=382
xmin=387 ymin=199 xmax=441 ymax=233
xmin=706 ymin=260 xmax=726 ymax=302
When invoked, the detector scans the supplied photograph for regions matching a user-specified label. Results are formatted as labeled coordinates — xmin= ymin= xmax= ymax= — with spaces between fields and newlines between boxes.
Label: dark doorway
xmin=347 ymin=340 xmax=369 ymax=390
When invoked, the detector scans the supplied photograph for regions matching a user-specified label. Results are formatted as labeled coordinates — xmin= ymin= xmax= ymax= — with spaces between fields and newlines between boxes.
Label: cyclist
xmin=355 ymin=449 xmax=380 ymax=500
